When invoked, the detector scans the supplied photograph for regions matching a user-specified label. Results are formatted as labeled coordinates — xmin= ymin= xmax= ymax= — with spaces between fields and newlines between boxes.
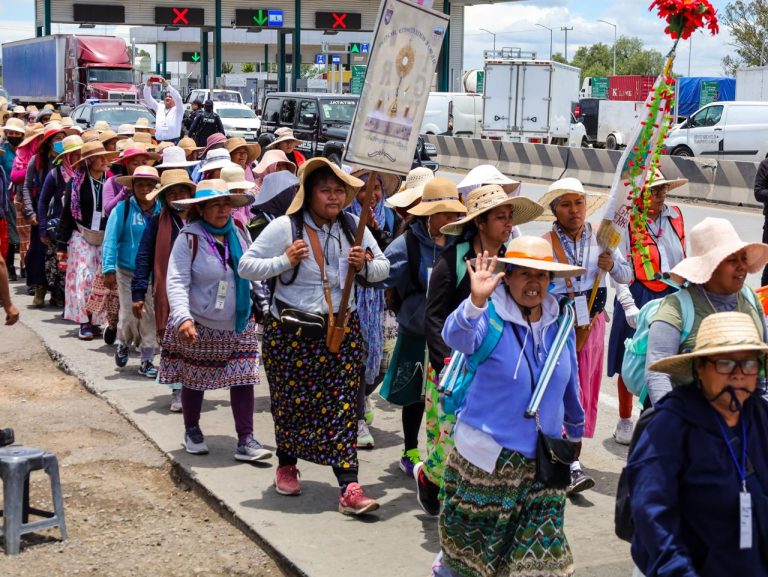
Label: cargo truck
xmin=481 ymin=49 xmax=581 ymax=145
xmin=576 ymin=98 xmax=644 ymax=149
xmin=2 ymin=35 xmax=137 ymax=107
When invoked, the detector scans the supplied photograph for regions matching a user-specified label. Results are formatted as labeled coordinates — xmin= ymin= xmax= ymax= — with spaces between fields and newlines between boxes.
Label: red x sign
xmin=332 ymin=12 xmax=347 ymax=29
xmin=172 ymin=7 xmax=189 ymax=25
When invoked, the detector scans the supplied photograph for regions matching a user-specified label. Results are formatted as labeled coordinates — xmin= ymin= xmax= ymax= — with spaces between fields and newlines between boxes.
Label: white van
xmin=421 ymin=92 xmax=482 ymax=138
xmin=664 ymin=101 xmax=768 ymax=161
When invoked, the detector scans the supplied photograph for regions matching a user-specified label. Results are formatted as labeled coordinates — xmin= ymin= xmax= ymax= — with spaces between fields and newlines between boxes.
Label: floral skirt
xmin=63 ymin=232 xmax=103 ymax=325
xmin=44 ymin=243 xmax=64 ymax=297
xmin=263 ymin=313 xmax=364 ymax=469
xmin=85 ymin=268 xmax=119 ymax=327
xmin=159 ymin=317 xmax=260 ymax=391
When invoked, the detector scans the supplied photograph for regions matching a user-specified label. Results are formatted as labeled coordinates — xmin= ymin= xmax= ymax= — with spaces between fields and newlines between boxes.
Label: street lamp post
xmin=536 ymin=23 xmax=553 ymax=60
xmin=561 ymin=27 xmax=573 ymax=62
xmin=480 ymin=28 xmax=496 ymax=53
xmin=598 ymin=19 xmax=617 ymax=75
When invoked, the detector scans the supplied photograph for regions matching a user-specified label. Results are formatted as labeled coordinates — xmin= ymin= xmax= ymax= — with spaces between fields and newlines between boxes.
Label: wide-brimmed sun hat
xmin=53 ymin=135 xmax=84 ymax=164
xmin=536 ymin=177 xmax=609 ymax=221
xmin=19 ymin=123 xmax=45 ymax=147
xmin=93 ymin=120 xmax=111 ymax=133
xmin=286 ymin=157 xmax=364 ymax=215
xmin=117 ymin=147 xmax=160 ymax=166
xmin=351 ymin=169 xmax=402 ymax=198
xmin=221 ymin=162 xmax=254 ymax=191
xmin=226 ymin=137 xmax=261 ymax=166
xmin=201 ymin=133 xmax=229 ymax=157
xmin=116 ymin=165 xmax=161 ymax=188
xmin=132 ymin=132 xmax=153 ymax=147
xmin=1 ymin=117 xmax=25 ymax=135
xmin=172 ymin=178 xmax=255 ymax=209
xmin=457 ymin=165 xmax=521 ymax=197
xmin=388 ymin=167 xmax=435 ymax=208
xmin=199 ymin=148 xmax=232 ymax=173
xmin=98 ymin=130 xmax=119 ymax=145
xmin=441 ymin=184 xmax=544 ymax=236
xmin=178 ymin=136 xmax=202 ymax=156
xmin=134 ymin=117 xmax=156 ymax=133
xmin=254 ymin=171 xmax=299 ymax=206
xmin=155 ymin=145 xmax=199 ymax=169
xmin=649 ymin=169 xmax=688 ymax=191
xmin=255 ymin=149 xmax=296 ymax=175
xmin=117 ymin=123 xmax=135 ymax=137
xmin=80 ymin=129 xmax=101 ymax=143
xmin=407 ymin=177 xmax=467 ymax=217
xmin=73 ymin=141 xmax=120 ymax=166
xmin=667 ymin=217 xmax=768 ymax=285
xmin=147 ymin=169 xmax=196 ymax=203
xmin=648 ymin=312 xmax=768 ymax=378
xmin=265 ymin=127 xmax=302 ymax=150
xmin=13 ymin=105 xmax=26 ymax=115
xmin=496 ymin=236 xmax=587 ymax=278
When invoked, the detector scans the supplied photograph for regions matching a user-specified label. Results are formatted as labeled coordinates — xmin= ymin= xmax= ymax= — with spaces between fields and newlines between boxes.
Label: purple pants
xmin=182 ymin=385 xmax=254 ymax=444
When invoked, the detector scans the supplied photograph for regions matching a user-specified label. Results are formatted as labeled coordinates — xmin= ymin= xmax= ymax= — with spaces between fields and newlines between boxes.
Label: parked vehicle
xmin=579 ymin=75 xmax=655 ymax=101
xmin=421 ymin=92 xmax=482 ymax=138
xmin=184 ymin=89 xmax=243 ymax=110
xmin=577 ymin=98 xmax=643 ymax=149
xmin=663 ymin=100 xmax=768 ymax=161
xmin=214 ymin=103 xmax=261 ymax=143
xmin=70 ymin=101 xmax=154 ymax=131
xmin=481 ymin=50 xmax=580 ymax=145
xmin=2 ymin=35 xmax=137 ymax=107
xmin=735 ymin=67 xmax=768 ymax=101
xmin=676 ymin=76 xmax=735 ymax=118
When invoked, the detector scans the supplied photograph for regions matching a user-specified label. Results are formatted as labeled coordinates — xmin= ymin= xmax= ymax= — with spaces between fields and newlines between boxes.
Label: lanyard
xmin=89 ymin=175 xmax=104 ymax=212
xmin=555 ymin=223 xmax=588 ymax=282
xmin=202 ymin=228 xmax=229 ymax=271
xmin=714 ymin=409 xmax=749 ymax=492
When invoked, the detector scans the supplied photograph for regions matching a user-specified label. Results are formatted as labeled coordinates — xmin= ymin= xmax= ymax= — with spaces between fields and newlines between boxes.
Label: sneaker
xmin=103 ymin=325 xmax=117 ymax=345
xmin=364 ymin=397 xmax=374 ymax=425
xmin=169 ymin=390 xmax=183 ymax=413
xmin=413 ymin=462 xmax=441 ymax=516
xmin=399 ymin=448 xmax=421 ymax=477
xmin=235 ymin=434 xmax=273 ymax=462
xmin=32 ymin=286 xmax=46 ymax=307
xmin=566 ymin=467 xmax=595 ymax=496
xmin=183 ymin=426 xmax=209 ymax=455
xmin=78 ymin=324 xmax=94 ymax=341
xmin=139 ymin=360 xmax=158 ymax=378
xmin=274 ymin=465 xmax=302 ymax=496
xmin=339 ymin=482 xmax=379 ymax=516
xmin=89 ymin=324 xmax=103 ymax=338
xmin=613 ymin=418 xmax=634 ymax=446
xmin=357 ymin=419 xmax=374 ymax=450
xmin=115 ymin=343 xmax=129 ymax=368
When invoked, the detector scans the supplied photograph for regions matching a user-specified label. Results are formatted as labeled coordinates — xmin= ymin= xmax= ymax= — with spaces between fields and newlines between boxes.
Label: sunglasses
xmin=702 ymin=358 xmax=761 ymax=376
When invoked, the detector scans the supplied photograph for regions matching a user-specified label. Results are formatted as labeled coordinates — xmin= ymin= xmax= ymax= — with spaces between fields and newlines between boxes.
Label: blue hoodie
xmin=102 ymin=196 xmax=161 ymax=274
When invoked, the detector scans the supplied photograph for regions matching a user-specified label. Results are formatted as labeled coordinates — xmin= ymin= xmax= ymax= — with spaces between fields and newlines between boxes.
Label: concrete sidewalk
xmin=11 ymin=283 xmax=634 ymax=577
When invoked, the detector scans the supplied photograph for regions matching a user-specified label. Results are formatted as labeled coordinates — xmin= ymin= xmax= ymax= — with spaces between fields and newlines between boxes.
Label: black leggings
xmin=276 ymin=449 xmax=358 ymax=487
xmin=402 ymin=401 xmax=425 ymax=452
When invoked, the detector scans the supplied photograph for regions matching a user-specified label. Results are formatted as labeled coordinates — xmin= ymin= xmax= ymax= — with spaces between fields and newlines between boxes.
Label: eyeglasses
xmin=702 ymin=358 xmax=761 ymax=375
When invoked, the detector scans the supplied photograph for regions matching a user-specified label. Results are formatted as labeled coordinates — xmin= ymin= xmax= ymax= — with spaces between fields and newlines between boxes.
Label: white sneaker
xmin=357 ymin=419 xmax=374 ymax=449
xmin=169 ymin=390 xmax=182 ymax=413
xmin=614 ymin=418 xmax=634 ymax=446
xmin=364 ymin=397 xmax=374 ymax=425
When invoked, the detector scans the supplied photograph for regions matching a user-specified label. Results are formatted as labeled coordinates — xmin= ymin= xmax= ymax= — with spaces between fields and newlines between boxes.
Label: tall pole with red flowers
xmin=589 ymin=0 xmax=719 ymax=311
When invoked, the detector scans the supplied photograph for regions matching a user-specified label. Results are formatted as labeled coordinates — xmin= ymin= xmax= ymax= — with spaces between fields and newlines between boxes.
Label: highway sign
xmin=331 ymin=55 xmax=342 ymax=65
xmin=155 ymin=7 xmax=204 ymax=27
xmin=268 ymin=10 xmax=284 ymax=27
xmin=316 ymin=12 xmax=362 ymax=30
xmin=182 ymin=51 xmax=203 ymax=63
xmin=235 ymin=9 xmax=283 ymax=28
xmin=351 ymin=65 xmax=366 ymax=95
xmin=315 ymin=54 xmax=327 ymax=65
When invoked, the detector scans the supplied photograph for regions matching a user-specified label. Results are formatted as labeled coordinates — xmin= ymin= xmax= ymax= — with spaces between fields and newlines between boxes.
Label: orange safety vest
xmin=630 ymin=206 xmax=685 ymax=293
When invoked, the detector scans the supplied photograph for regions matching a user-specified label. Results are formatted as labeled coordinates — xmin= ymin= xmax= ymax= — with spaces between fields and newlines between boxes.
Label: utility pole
xmin=598 ymin=20 xmax=617 ymax=75
xmin=480 ymin=28 xmax=496 ymax=53
xmin=536 ymin=24 xmax=553 ymax=60
xmin=561 ymin=27 xmax=573 ymax=62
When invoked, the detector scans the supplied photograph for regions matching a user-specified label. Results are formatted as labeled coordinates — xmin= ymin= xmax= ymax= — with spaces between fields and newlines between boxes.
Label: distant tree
xmin=552 ymin=52 xmax=569 ymax=64
xmin=301 ymin=64 xmax=321 ymax=80
xmin=221 ymin=61 xmax=234 ymax=74
xmin=569 ymin=37 xmax=664 ymax=82
xmin=241 ymin=62 xmax=256 ymax=73
xmin=720 ymin=0 xmax=768 ymax=74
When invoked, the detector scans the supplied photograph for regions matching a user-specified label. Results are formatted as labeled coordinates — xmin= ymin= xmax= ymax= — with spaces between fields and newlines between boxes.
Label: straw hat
xmin=667 ymin=217 xmax=768 ymax=285
xmin=118 ymin=147 xmax=160 ymax=165
xmin=25 ymin=105 xmax=38 ymax=114
xmin=199 ymin=148 xmax=232 ymax=173
xmin=536 ymin=177 xmax=609 ymax=221
xmin=117 ymin=124 xmax=135 ymax=137
xmin=388 ymin=167 xmax=435 ymax=208
xmin=93 ymin=120 xmax=111 ymax=133
xmin=116 ymin=165 xmax=161 ymax=188
xmin=440 ymin=184 xmax=544 ymax=236
xmin=172 ymin=178 xmax=255 ymax=209
xmin=43 ymin=104 xmax=55 ymax=111
xmin=648 ymin=312 xmax=768 ymax=377
xmin=407 ymin=177 xmax=467 ymax=217
xmin=13 ymin=105 xmax=27 ymax=115
xmin=496 ymin=236 xmax=587 ymax=278
xmin=155 ymin=146 xmax=199 ymax=169
xmin=53 ymin=135 xmax=84 ymax=164
xmin=457 ymin=165 xmax=521 ymax=197
xmin=134 ymin=117 xmax=156 ymax=133
xmin=60 ymin=116 xmax=79 ymax=131
xmin=49 ymin=112 xmax=63 ymax=123
xmin=351 ymin=169 xmax=402 ymax=198
xmin=38 ymin=121 xmax=67 ymax=144
xmin=255 ymin=149 xmax=296 ymax=175
xmin=155 ymin=141 xmax=175 ymax=154
xmin=115 ymin=138 xmax=135 ymax=153
xmin=1 ymin=117 xmax=25 ymax=135
xmin=201 ymin=133 xmax=229 ymax=157
xmin=73 ymin=141 xmax=119 ymax=166
xmin=226 ymin=137 xmax=261 ymax=166
xmin=147 ymin=169 xmax=196 ymax=202
xmin=98 ymin=130 xmax=119 ymax=145
xmin=19 ymin=123 xmax=45 ymax=147
xmin=80 ymin=129 xmax=101 ymax=143
xmin=649 ymin=169 xmax=687 ymax=191
xmin=254 ymin=171 xmax=299 ymax=206
xmin=286 ymin=157 xmax=364 ymax=215
xmin=221 ymin=162 xmax=254 ymax=191
xmin=265 ymin=127 xmax=302 ymax=150
xmin=132 ymin=132 xmax=153 ymax=146
xmin=178 ymin=137 xmax=202 ymax=156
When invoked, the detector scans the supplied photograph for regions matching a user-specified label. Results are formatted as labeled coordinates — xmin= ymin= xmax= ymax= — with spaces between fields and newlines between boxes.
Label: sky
xmin=0 ymin=0 xmax=737 ymax=77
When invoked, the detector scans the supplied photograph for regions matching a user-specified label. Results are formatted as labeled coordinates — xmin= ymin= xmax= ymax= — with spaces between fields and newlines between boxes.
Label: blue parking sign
xmin=331 ymin=54 xmax=342 ymax=65
xmin=315 ymin=54 xmax=327 ymax=65
xmin=268 ymin=10 xmax=283 ymax=27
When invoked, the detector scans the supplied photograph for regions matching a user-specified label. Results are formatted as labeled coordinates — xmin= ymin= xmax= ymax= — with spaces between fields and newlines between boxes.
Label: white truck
xmin=481 ymin=50 xmax=581 ymax=145
xmin=577 ymin=98 xmax=644 ymax=149
xmin=735 ymin=66 xmax=768 ymax=101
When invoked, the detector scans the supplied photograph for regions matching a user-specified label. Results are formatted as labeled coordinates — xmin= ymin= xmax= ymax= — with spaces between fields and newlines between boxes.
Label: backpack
xmin=439 ymin=301 xmax=504 ymax=416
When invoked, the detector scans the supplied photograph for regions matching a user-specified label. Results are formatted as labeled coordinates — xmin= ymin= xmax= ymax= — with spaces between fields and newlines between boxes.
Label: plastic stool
xmin=0 ymin=446 xmax=68 ymax=555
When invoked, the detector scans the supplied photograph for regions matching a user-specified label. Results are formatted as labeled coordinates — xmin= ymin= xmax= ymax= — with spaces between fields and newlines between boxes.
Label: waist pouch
xmin=535 ymin=431 xmax=577 ymax=489
xmin=275 ymin=298 xmax=327 ymax=340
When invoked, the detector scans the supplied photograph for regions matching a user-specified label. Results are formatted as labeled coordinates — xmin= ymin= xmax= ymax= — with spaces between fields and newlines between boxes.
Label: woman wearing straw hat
xmin=132 ymin=169 xmax=195 ymax=412
xmin=387 ymin=166 xmax=435 ymax=218
xmin=195 ymin=148 xmax=232 ymax=183
xmin=178 ymin=137 xmax=203 ymax=162
xmin=102 ymin=146 xmax=160 ymax=217
xmin=102 ymin=165 xmax=162 ymax=377
xmin=1 ymin=117 xmax=26 ymax=281
xmin=455 ymin=164 xmax=521 ymax=202
xmin=380 ymin=177 xmax=467 ymax=477
xmin=226 ymin=137 xmax=261 ymax=182
xmin=160 ymin=179 xmax=271 ymax=463
xmin=10 ymin=122 xmax=44 ymax=281
xmin=220 ymin=162 xmax=256 ymax=225
xmin=265 ymin=127 xmax=305 ymax=168
xmin=540 ymin=176 xmax=632 ymax=494
xmin=432 ymin=241 xmax=585 ymax=577
xmin=253 ymin=149 xmax=297 ymax=190
xmin=628 ymin=311 xmax=768 ymax=577
xmin=645 ymin=217 xmax=768 ymax=406
xmin=56 ymin=141 xmax=119 ymax=340
xmin=248 ymin=170 xmax=299 ymax=240
xmin=154 ymin=144 xmax=200 ymax=177
xmin=607 ymin=170 xmax=688 ymax=445
xmin=238 ymin=157 xmax=388 ymax=513
xmin=36 ymin=134 xmax=84 ymax=308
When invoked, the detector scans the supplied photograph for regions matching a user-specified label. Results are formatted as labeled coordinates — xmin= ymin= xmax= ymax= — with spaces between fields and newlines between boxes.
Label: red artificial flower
xmin=649 ymin=0 xmax=719 ymax=40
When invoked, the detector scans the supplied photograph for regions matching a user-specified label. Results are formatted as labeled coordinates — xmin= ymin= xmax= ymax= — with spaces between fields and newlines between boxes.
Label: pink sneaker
xmin=338 ymin=482 xmax=380 ymax=515
xmin=274 ymin=465 xmax=301 ymax=496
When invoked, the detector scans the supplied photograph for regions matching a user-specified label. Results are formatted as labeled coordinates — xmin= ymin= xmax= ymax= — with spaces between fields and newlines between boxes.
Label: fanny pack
xmin=274 ymin=299 xmax=327 ymax=340
xmin=77 ymin=224 xmax=104 ymax=246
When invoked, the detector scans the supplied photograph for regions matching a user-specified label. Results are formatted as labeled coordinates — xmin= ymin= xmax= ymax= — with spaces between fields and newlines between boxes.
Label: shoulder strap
xmin=668 ymin=206 xmax=686 ymax=256
xmin=185 ymin=231 xmax=199 ymax=262
xmin=455 ymin=241 xmax=471 ymax=287
xmin=384 ymin=206 xmax=395 ymax=233
xmin=548 ymin=231 xmax=575 ymax=296
xmin=740 ymin=285 xmax=765 ymax=339
xmin=672 ymin=289 xmax=695 ymax=341
xmin=470 ymin=301 xmax=504 ymax=365
xmin=404 ymin=229 xmax=423 ymax=289
xmin=304 ymin=224 xmax=334 ymax=314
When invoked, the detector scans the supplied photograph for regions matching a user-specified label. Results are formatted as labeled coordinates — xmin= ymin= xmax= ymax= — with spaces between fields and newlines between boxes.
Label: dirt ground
xmin=0 ymin=321 xmax=284 ymax=577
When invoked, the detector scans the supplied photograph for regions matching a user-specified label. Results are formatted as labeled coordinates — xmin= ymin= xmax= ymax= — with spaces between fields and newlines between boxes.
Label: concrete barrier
xmin=426 ymin=135 xmax=762 ymax=209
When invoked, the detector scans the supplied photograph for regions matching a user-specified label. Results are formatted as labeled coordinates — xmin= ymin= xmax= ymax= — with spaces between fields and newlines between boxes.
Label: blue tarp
xmin=676 ymin=77 xmax=736 ymax=118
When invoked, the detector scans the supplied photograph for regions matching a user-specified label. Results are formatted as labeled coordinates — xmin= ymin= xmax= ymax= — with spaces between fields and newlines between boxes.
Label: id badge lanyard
xmin=714 ymin=412 xmax=752 ymax=549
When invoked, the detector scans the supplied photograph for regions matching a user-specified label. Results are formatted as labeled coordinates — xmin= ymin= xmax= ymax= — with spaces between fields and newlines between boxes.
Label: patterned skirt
xmin=158 ymin=317 xmax=260 ymax=391
xmin=44 ymin=243 xmax=64 ymax=297
xmin=439 ymin=449 xmax=574 ymax=577
xmin=63 ymin=232 xmax=104 ymax=325
xmin=263 ymin=313 xmax=365 ymax=469
xmin=13 ymin=198 xmax=30 ymax=265
xmin=85 ymin=268 xmax=120 ymax=326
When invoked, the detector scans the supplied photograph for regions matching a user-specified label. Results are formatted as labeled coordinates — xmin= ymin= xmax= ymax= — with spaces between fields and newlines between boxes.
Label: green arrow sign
xmin=350 ymin=43 xmax=360 ymax=53
xmin=253 ymin=10 xmax=268 ymax=26
xmin=191 ymin=52 xmax=201 ymax=62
